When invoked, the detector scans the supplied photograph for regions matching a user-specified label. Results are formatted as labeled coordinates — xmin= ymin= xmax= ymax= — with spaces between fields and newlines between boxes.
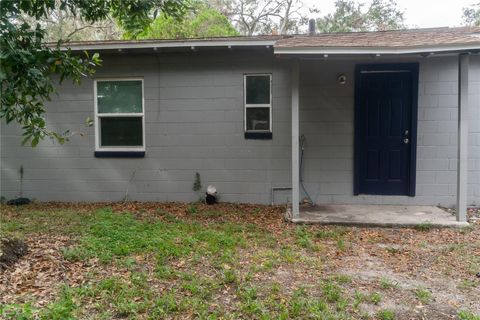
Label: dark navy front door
xmin=354 ymin=64 xmax=418 ymax=196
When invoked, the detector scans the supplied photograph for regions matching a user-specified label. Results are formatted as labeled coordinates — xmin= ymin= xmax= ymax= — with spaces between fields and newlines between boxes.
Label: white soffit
xmin=274 ymin=44 xmax=480 ymax=55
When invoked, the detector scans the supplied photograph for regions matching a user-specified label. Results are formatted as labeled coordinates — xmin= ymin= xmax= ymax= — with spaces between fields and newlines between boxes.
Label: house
xmin=1 ymin=27 xmax=479 ymax=222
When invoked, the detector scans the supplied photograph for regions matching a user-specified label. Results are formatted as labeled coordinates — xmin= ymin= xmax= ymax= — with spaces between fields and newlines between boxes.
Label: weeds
xmin=370 ymin=292 xmax=382 ymax=305
xmin=186 ymin=204 xmax=199 ymax=214
xmin=353 ymin=290 xmax=366 ymax=309
xmin=414 ymin=222 xmax=434 ymax=231
xmin=322 ymin=281 xmax=342 ymax=303
xmin=385 ymin=246 xmax=402 ymax=255
xmin=152 ymin=293 xmax=179 ymax=318
xmin=295 ymin=227 xmax=315 ymax=250
xmin=315 ymin=227 xmax=347 ymax=240
xmin=380 ymin=277 xmax=399 ymax=290
xmin=332 ymin=274 xmax=352 ymax=284
xmin=336 ymin=238 xmax=346 ymax=251
xmin=222 ymin=269 xmax=237 ymax=284
xmin=414 ymin=287 xmax=432 ymax=304
xmin=458 ymin=279 xmax=477 ymax=291
xmin=458 ymin=310 xmax=480 ymax=320
xmin=377 ymin=309 xmax=395 ymax=320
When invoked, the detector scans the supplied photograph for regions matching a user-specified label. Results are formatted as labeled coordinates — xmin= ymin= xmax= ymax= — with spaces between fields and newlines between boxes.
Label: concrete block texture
xmin=1 ymin=52 xmax=479 ymax=207
xmin=1 ymin=51 xmax=292 ymax=203
xmin=298 ymin=56 xmax=479 ymax=207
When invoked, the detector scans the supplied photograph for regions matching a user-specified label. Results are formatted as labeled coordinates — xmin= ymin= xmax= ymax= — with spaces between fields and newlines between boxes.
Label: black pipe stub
xmin=205 ymin=185 xmax=218 ymax=205
xmin=206 ymin=194 xmax=217 ymax=205
xmin=6 ymin=198 xmax=31 ymax=206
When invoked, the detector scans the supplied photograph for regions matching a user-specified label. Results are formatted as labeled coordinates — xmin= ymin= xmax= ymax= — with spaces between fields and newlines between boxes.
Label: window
xmin=244 ymin=74 xmax=272 ymax=139
xmin=94 ymin=79 xmax=145 ymax=154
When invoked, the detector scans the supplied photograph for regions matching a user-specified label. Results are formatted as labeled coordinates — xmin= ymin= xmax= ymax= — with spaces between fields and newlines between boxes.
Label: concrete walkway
xmin=291 ymin=204 xmax=469 ymax=228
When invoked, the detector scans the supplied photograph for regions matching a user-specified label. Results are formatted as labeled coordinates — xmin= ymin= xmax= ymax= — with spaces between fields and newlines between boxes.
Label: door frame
xmin=354 ymin=63 xmax=419 ymax=197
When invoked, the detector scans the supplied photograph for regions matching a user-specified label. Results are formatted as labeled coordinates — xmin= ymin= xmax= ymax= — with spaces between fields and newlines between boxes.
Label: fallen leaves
xmin=1 ymin=202 xmax=479 ymax=318
xmin=0 ymin=238 xmax=28 ymax=270
xmin=0 ymin=234 xmax=126 ymax=308
xmin=1 ymin=234 xmax=71 ymax=306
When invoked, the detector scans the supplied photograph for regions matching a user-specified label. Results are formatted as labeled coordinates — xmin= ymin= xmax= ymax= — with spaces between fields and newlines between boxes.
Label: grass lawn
xmin=1 ymin=202 xmax=479 ymax=319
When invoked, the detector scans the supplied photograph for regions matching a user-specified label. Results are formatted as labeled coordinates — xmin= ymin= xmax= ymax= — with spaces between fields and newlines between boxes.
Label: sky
xmin=305 ymin=0 xmax=477 ymax=28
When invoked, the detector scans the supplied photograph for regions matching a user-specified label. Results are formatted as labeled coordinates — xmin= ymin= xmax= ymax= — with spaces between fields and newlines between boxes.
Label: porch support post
xmin=291 ymin=59 xmax=300 ymax=219
xmin=456 ymin=53 xmax=469 ymax=222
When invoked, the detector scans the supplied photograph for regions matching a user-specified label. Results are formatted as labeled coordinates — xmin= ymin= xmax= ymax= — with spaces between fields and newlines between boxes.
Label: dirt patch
xmin=0 ymin=238 xmax=28 ymax=270
xmin=338 ymin=236 xmax=480 ymax=318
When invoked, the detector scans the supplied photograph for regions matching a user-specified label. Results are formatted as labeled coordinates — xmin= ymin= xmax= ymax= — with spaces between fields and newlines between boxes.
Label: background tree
xmin=43 ymin=16 xmax=121 ymax=42
xmin=462 ymin=3 xmax=480 ymax=26
xmin=275 ymin=0 xmax=314 ymax=34
xmin=209 ymin=0 xmax=313 ymax=35
xmin=134 ymin=2 xmax=238 ymax=39
xmin=316 ymin=0 xmax=405 ymax=33
xmin=1 ymin=0 xmax=187 ymax=146
xmin=19 ymin=0 xmax=122 ymax=42
xmin=366 ymin=0 xmax=405 ymax=31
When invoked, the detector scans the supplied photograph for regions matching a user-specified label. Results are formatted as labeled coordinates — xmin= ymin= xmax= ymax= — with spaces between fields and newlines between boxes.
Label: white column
xmin=291 ymin=59 xmax=300 ymax=219
xmin=457 ymin=54 xmax=469 ymax=222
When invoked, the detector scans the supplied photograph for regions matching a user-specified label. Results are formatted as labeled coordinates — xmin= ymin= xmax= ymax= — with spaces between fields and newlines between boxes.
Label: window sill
xmin=94 ymin=151 xmax=145 ymax=158
xmin=244 ymin=132 xmax=272 ymax=140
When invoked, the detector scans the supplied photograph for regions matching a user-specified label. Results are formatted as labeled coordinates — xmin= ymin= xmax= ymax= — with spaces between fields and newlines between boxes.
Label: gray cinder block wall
xmin=299 ymin=55 xmax=480 ymax=207
xmin=469 ymin=55 xmax=480 ymax=205
xmin=1 ymin=51 xmax=479 ymax=206
xmin=1 ymin=51 xmax=292 ymax=204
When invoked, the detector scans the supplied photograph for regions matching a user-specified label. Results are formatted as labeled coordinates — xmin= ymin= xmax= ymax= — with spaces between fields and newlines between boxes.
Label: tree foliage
xmin=209 ymin=0 xmax=313 ymax=35
xmin=134 ymin=2 xmax=238 ymax=39
xmin=462 ymin=3 xmax=480 ymax=26
xmin=207 ymin=0 xmax=404 ymax=35
xmin=20 ymin=0 xmax=122 ymax=42
xmin=316 ymin=0 xmax=405 ymax=33
xmin=1 ymin=0 xmax=187 ymax=146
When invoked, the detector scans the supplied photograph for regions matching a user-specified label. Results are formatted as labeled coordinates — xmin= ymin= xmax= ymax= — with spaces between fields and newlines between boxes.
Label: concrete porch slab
xmin=291 ymin=204 xmax=469 ymax=228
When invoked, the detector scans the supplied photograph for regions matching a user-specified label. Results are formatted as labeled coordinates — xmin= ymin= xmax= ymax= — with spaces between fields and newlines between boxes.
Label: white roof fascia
xmin=62 ymin=40 xmax=277 ymax=51
xmin=274 ymin=44 xmax=480 ymax=55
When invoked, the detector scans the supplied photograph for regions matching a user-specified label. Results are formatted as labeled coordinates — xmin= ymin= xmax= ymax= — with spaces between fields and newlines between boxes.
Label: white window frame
xmin=94 ymin=78 xmax=146 ymax=152
xmin=244 ymin=74 xmax=272 ymax=133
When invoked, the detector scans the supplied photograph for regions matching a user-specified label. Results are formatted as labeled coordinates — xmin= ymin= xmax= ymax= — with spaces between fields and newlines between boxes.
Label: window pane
xmin=97 ymin=81 xmax=142 ymax=113
xmin=100 ymin=117 xmax=143 ymax=146
xmin=246 ymin=75 xmax=270 ymax=104
xmin=246 ymin=108 xmax=270 ymax=131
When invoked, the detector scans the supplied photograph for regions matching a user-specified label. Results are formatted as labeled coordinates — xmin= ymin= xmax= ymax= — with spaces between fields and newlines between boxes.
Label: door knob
xmin=403 ymin=130 xmax=409 ymax=144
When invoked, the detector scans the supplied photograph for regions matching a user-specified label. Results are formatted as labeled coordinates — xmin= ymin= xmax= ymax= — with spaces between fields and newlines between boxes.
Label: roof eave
xmin=273 ymin=43 xmax=480 ymax=55
xmin=60 ymin=39 xmax=278 ymax=51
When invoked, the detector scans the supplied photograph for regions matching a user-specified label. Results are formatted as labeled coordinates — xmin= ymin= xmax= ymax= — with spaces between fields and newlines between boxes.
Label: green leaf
xmin=31 ymin=136 xmax=40 ymax=147
xmin=85 ymin=117 xmax=94 ymax=127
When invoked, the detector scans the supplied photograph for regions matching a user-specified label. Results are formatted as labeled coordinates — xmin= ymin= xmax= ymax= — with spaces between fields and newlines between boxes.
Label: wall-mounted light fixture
xmin=337 ymin=74 xmax=347 ymax=85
